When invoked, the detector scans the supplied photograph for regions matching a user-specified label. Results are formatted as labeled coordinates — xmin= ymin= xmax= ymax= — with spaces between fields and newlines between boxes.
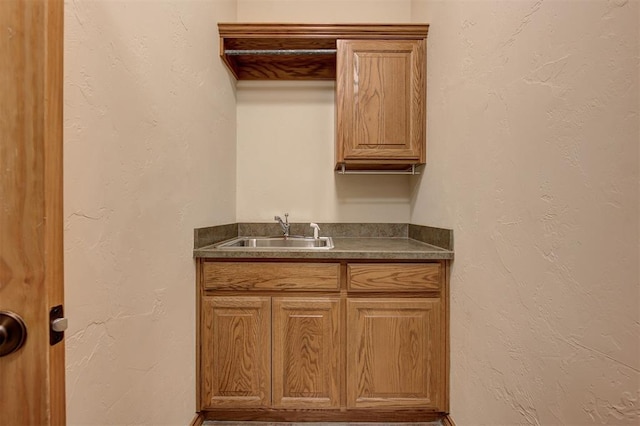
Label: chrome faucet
xmin=274 ymin=213 xmax=290 ymax=237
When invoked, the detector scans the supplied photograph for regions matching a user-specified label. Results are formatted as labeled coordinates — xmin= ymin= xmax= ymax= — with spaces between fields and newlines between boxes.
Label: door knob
xmin=0 ymin=311 xmax=27 ymax=357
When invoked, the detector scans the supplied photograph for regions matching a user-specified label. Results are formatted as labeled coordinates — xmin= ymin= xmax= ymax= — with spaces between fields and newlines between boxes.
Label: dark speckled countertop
xmin=193 ymin=223 xmax=454 ymax=260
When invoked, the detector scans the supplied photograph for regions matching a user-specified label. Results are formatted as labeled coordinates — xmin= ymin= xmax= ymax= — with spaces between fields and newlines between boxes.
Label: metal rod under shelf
xmin=225 ymin=49 xmax=337 ymax=56
xmin=337 ymin=164 xmax=421 ymax=175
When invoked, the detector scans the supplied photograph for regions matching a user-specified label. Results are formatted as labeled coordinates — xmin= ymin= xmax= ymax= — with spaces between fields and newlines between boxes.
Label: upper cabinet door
xmin=336 ymin=39 xmax=426 ymax=169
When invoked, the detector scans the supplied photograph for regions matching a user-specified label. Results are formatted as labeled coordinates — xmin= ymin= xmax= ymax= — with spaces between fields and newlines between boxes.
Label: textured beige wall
xmin=411 ymin=1 xmax=640 ymax=424
xmin=238 ymin=0 xmax=412 ymax=23
xmin=63 ymin=1 xmax=237 ymax=424
xmin=63 ymin=0 xmax=639 ymax=424
xmin=235 ymin=0 xmax=415 ymax=223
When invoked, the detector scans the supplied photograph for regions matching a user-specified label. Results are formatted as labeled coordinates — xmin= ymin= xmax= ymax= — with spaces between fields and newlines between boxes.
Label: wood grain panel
xmin=231 ymin=54 xmax=336 ymax=80
xmin=195 ymin=262 xmax=202 ymax=410
xmin=202 ymin=408 xmax=445 ymax=422
xmin=443 ymin=260 xmax=451 ymax=413
xmin=272 ymin=298 xmax=341 ymax=408
xmin=218 ymin=23 xmax=430 ymax=40
xmin=346 ymin=298 xmax=444 ymax=410
xmin=44 ymin=1 xmax=66 ymax=424
xmin=0 ymin=0 xmax=65 ymax=423
xmin=355 ymin=50 xmax=410 ymax=148
xmin=202 ymin=262 xmax=339 ymax=291
xmin=223 ymin=37 xmax=337 ymax=51
xmin=347 ymin=263 xmax=441 ymax=292
xmin=337 ymin=39 xmax=425 ymax=165
xmin=218 ymin=24 xmax=428 ymax=82
xmin=201 ymin=297 xmax=271 ymax=408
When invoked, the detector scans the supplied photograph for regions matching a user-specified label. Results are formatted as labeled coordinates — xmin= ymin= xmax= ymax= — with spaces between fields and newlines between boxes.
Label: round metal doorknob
xmin=0 ymin=311 xmax=27 ymax=357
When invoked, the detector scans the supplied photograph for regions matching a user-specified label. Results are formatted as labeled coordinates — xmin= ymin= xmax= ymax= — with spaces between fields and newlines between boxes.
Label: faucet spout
xmin=274 ymin=213 xmax=290 ymax=236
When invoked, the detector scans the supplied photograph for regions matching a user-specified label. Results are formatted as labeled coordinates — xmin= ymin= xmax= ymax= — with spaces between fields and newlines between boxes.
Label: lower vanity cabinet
xmin=199 ymin=261 xmax=342 ymax=412
xmin=197 ymin=259 xmax=448 ymax=420
xmin=200 ymin=295 xmax=341 ymax=410
xmin=345 ymin=262 xmax=446 ymax=411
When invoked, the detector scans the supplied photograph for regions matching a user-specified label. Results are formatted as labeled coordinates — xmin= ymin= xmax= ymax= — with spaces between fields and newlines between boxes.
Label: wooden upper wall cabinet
xmin=218 ymin=23 xmax=429 ymax=171
xmin=336 ymin=39 xmax=425 ymax=170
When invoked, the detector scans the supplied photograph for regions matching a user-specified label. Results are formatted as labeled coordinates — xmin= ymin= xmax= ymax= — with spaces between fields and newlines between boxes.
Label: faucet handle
xmin=275 ymin=214 xmax=291 ymax=236
xmin=275 ymin=213 xmax=289 ymax=222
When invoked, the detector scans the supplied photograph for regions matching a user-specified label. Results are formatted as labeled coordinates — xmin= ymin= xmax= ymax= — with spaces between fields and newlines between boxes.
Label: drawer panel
xmin=203 ymin=262 xmax=340 ymax=291
xmin=347 ymin=263 xmax=441 ymax=292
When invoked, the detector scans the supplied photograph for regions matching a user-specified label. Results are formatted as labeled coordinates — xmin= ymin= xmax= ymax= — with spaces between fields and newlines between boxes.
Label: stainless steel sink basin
xmin=216 ymin=236 xmax=334 ymax=249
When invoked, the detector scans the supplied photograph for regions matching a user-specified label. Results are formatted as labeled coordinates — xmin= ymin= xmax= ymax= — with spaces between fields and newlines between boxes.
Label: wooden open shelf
xmin=218 ymin=23 xmax=429 ymax=80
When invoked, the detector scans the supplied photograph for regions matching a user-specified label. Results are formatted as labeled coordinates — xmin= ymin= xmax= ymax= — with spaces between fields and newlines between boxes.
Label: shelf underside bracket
xmin=225 ymin=49 xmax=337 ymax=56
xmin=337 ymin=164 xmax=421 ymax=175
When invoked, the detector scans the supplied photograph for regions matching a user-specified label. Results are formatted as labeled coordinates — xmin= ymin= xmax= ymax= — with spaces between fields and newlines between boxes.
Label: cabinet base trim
xmin=201 ymin=409 xmax=446 ymax=423
xmin=190 ymin=413 xmax=205 ymax=426
xmin=442 ymin=414 xmax=456 ymax=426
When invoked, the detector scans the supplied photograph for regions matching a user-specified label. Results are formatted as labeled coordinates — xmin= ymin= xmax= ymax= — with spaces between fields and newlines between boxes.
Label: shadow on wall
xmin=335 ymin=174 xmax=412 ymax=205
xmin=333 ymin=173 xmax=416 ymax=223
xmin=237 ymin=80 xmax=335 ymax=103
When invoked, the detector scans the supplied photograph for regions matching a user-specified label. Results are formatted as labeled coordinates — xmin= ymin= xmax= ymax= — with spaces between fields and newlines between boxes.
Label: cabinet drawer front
xmin=203 ymin=262 xmax=340 ymax=291
xmin=348 ymin=263 xmax=441 ymax=291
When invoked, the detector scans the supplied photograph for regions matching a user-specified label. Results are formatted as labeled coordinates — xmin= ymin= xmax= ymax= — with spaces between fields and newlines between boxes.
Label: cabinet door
xmin=336 ymin=39 xmax=425 ymax=165
xmin=272 ymin=298 xmax=341 ymax=409
xmin=201 ymin=296 xmax=271 ymax=408
xmin=347 ymin=298 xmax=444 ymax=410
